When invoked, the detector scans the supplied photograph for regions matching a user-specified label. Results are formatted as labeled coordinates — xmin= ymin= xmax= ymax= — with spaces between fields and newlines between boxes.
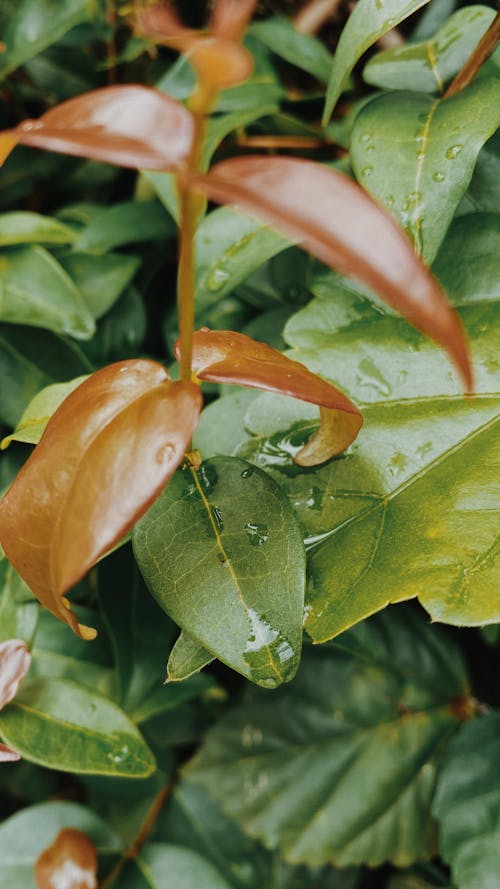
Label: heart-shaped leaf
xmin=35 ymin=829 xmax=97 ymax=889
xmin=1 ymin=86 xmax=194 ymax=172
xmin=0 ymin=361 xmax=202 ymax=638
xmin=177 ymin=328 xmax=362 ymax=465
xmin=193 ymin=157 xmax=472 ymax=389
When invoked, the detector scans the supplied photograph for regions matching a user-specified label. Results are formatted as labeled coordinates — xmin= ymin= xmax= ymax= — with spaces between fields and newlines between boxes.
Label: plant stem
xmin=444 ymin=8 xmax=500 ymax=98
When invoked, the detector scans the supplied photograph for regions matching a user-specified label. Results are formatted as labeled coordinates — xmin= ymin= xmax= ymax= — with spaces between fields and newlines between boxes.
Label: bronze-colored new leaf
xmin=209 ymin=0 xmax=259 ymax=41
xmin=0 ymin=86 xmax=194 ymax=171
xmin=193 ymin=157 xmax=472 ymax=390
xmin=0 ymin=744 xmax=20 ymax=762
xmin=35 ymin=829 xmax=98 ymax=889
xmin=0 ymin=361 xmax=203 ymax=638
xmin=176 ymin=328 xmax=363 ymax=465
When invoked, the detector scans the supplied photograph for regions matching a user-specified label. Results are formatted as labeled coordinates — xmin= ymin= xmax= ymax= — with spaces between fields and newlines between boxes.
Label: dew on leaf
xmin=240 ymin=466 xmax=254 ymax=478
xmin=432 ymin=171 xmax=446 ymax=183
xmin=244 ymin=522 xmax=269 ymax=546
xmin=446 ymin=144 xmax=463 ymax=159
xmin=210 ymin=505 xmax=224 ymax=532
xmin=206 ymin=266 xmax=231 ymax=292
xmin=361 ymin=165 xmax=373 ymax=177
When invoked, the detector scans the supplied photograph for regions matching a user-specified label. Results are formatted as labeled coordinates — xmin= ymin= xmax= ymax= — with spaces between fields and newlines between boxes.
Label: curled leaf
xmin=1 ymin=86 xmax=194 ymax=172
xmin=0 ymin=361 xmax=203 ymax=638
xmin=176 ymin=328 xmax=362 ymax=465
xmin=0 ymin=640 xmax=31 ymax=709
xmin=192 ymin=156 xmax=472 ymax=390
xmin=209 ymin=0 xmax=259 ymax=41
xmin=35 ymin=828 xmax=97 ymax=889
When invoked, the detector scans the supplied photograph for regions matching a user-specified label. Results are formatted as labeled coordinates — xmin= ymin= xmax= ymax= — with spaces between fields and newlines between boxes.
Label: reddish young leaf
xmin=0 ymin=744 xmax=20 ymax=762
xmin=35 ymin=829 xmax=97 ymax=889
xmin=209 ymin=0 xmax=259 ymax=41
xmin=192 ymin=157 xmax=472 ymax=390
xmin=0 ymin=361 xmax=203 ymax=638
xmin=0 ymin=640 xmax=31 ymax=710
xmin=1 ymin=86 xmax=194 ymax=171
xmin=135 ymin=2 xmax=196 ymax=49
xmin=176 ymin=328 xmax=363 ymax=465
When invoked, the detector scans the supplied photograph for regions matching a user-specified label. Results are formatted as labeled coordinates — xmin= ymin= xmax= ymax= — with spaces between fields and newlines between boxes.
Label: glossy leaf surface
xmin=133 ymin=457 xmax=305 ymax=688
xmin=61 ymin=253 xmax=140 ymax=319
xmin=351 ymin=79 xmax=500 ymax=263
xmin=0 ymin=212 xmax=76 ymax=247
xmin=188 ymin=608 xmax=467 ymax=867
xmin=0 ymin=361 xmax=202 ymax=638
xmin=364 ymin=6 xmax=499 ymax=94
xmin=1 ymin=376 xmax=88 ymax=449
xmin=0 ymin=0 xmax=89 ymax=80
xmin=167 ymin=633 xmax=214 ymax=682
xmin=35 ymin=828 xmax=97 ymax=889
xmin=181 ymin=329 xmax=362 ymax=464
xmin=73 ymin=200 xmax=174 ymax=254
xmin=323 ymin=0 xmax=432 ymax=122
xmin=433 ymin=213 xmax=500 ymax=307
xmin=0 ymin=246 xmax=95 ymax=339
xmin=433 ymin=712 xmax=500 ymax=889
xmin=6 ymin=86 xmax=194 ymax=172
xmin=0 ymin=678 xmax=156 ymax=776
xmin=250 ymin=16 xmax=333 ymax=82
xmin=194 ymin=157 xmax=471 ymax=389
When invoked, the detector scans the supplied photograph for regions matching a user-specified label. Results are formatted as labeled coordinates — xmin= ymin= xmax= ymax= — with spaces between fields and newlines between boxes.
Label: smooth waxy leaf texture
xmin=167 ymin=633 xmax=214 ymax=682
xmin=433 ymin=712 xmax=500 ymax=889
xmin=181 ymin=329 xmax=362 ymax=465
xmin=250 ymin=16 xmax=333 ymax=81
xmin=134 ymin=456 xmax=305 ymax=688
xmin=433 ymin=213 xmax=500 ymax=307
xmin=61 ymin=253 xmax=140 ymax=319
xmin=0 ymin=0 xmax=89 ymax=80
xmin=0 ymin=246 xmax=95 ymax=338
xmin=194 ymin=157 xmax=472 ymax=389
xmin=0 ymin=563 xmax=38 ymax=645
xmin=0 ymin=677 xmax=156 ymax=776
xmin=364 ymin=6 xmax=499 ymax=94
xmin=0 ymin=212 xmax=76 ymax=247
xmin=112 ymin=844 xmax=235 ymax=889
xmin=1 ymin=376 xmax=88 ymax=449
xmin=351 ymin=78 xmax=500 ymax=263
xmin=188 ymin=608 xmax=467 ymax=868
xmin=73 ymin=201 xmax=174 ymax=254
xmin=35 ymin=828 xmax=97 ymax=889
xmin=322 ymin=0 xmax=432 ymax=122
xmin=0 ymin=360 xmax=202 ymax=638
xmin=1 ymin=86 xmax=194 ymax=172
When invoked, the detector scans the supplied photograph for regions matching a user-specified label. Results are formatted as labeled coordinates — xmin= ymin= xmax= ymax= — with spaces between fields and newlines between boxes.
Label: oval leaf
xmin=0 ymin=677 xmax=156 ymax=776
xmin=0 ymin=361 xmax=202 ymax=638
xmin=167 ymin=632 xmax=214 ymax=682
xmin=35 ymin=829 xmax=97 ymax=889
xmin=134 ymin=456 xmax=305 ymax=688
xmin=7 ymin=86 xmax=194 ymax=171
xmin=177 ymin=328 xmax=362 ymax=465
xmin=193 ymin=157 xmax=472 ymax=389
xmin=0 ymin=639 xmax=31 ymax=710
xmin=209 ymin=0 xmax=258 ymax=41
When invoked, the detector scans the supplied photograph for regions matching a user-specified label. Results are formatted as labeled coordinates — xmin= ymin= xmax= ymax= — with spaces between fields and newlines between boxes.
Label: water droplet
xmin=365 ymin=144 xmax=375 ymax=153
xmin=361 ymin=165 xmax=373 ymax=177
xmin=385 ymin=193 xmax=395 ymax=207
xmin=244 ymin=522 xmax=269 ymax=546
xmin=382 ymin=17 xmax=395 ymax=28
xmin=206 ymin=266 xmax=230 ymax=292
xmin=432 ymin=171 xmax=445 ymax=182
xmin=155 ymin=442 xmax=175 ymax=465
xmin=240 ymin=466 xmax=254 ymax=478
xmin=446 ymin=144 xmax=463 ymax=159
xmin=20 ymin=120 xmax=42 ymax=131
xmin=198 ymin=463 xmax=217 ymax=491
xmin=210 ymin=505 xmax=224 ymax=532
xmin=360 ymin=132 xmax=372 ymax=143
xmin=222 ymin=559 xmax=231 ymax=568
xmin=387 ymin=451 xmax=407 ymax=476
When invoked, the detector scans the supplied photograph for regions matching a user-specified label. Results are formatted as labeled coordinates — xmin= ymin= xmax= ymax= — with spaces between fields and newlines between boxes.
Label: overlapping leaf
xmin=0 ymin=0 xmax=90 ymax=80
xmin=0 ymin=361 xmax=202 ymax=638
xmin=35 ymin=828 xmax=97 ymax=889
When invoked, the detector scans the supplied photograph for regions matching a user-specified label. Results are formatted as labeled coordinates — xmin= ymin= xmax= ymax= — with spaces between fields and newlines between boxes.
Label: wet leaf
xmin=187 ymin=608 xmax=467 ymax=868
xmin=323 ymin=0 xmax=432 ymax=122
xmin=193 ymin=157 xmax=472 ymax=389
xmin=0 ymin=246 xmax=95 ymax=339
xmin=167 ymin=633 xmax=214 ymax=682
xmin=133 ymin=456 xmax=305 ymax=688
xmin=0 ymin=360 xmax=202 ymax=638
xmin=0 ymin=639 xmax=31 ymax=710
xmin=351 ymin=78 xmax=500 ymax=263
xmin=433 ymin=711 xmax=500 ymax=889
xmin=180 ymin=329 xmax=362 ymax=464
xmin=364 ymin=6 xmax=500 ymax=94
xmin=0 ymin=0 xmax=90 ymax=80
xmin=0 ymin=678 xmax=156 ymax=776
xmin=0 ymin=212 xmax=77 ymax=247
xmin=1 ymin=376 xmax=89 ymax=449
xmin=35 ymin=828 xmax=97 ymax=889
xmin=2 ymin=86 xmax=194 ymax=172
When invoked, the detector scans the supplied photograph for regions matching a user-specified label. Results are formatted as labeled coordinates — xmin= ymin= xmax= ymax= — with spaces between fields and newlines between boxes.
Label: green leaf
xmin=81 ymin=286 xmax=147 ymax=363
xmin=433 ymin=712 xmax=500 ymax=889
xmin=167 ymin=633 xmax=214 ymax=682
xmin=0 ymin=323 xmax=93 ymax=427
xmin=363 ymin=7 xmax=499 ymax=94
xmin=0 ymin=677 xmax=156 ymax=777
xmin=61 ymin=251 xmax=140 ymax=319
xmin=0 ymin=245 xmax=95 ymax=338
xmin=133 ymin=457 xmax=305 ymax=688
xmin=323 ymin=0 xmax=432 ymax=123
xmin=351 ymin=79 xmax=500 ymax=262
xmin=0 ymin=800 xmax=121 ymax=889
xmin=74 ymin=201 xmax=174 ymax=254
xmin=0 ymin=211 xmax=77 ymax=246
xmin=195 ymin=208 xmax=288 ymax=314
xmin=464 ymin=129 xmax=500 ymax=213
xmin=1 ymin=375 xmax=88 ymax=448
xmin=433 ymin=213 xmax=500 ymax=307
xmin=113 ymin=843 xmax=234 ymax=889
xmin=0 ymin=562 xmax=38 ymax=644
xmin=187 ymin=607 xmax=467 ymax=868
xmin=0 ymin=0 xmax=91 ymax=80
xmin=250 ymin=16 xmax=334 ymax=82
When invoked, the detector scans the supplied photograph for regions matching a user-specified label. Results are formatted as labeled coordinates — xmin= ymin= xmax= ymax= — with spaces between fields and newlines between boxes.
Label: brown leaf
xmin=176 ymin=328 xmax=363 ymax=465
xmin=0 ymin=744 xmax=20 ymax=762
xmin=135 ymin=2 xmax=196 ymax=50
xmin=192 ymin=156 xmax=472 ymax=391
xmin=2 ymin=86 xmax=194 ymax=171
xmin=35 ymin=828 xmax=97 ymax=889
xmin=209 ymin=0 xmax=259 ymax=41
xmin=0 ymin=361 xmax=203 ymax=638
xmin=187 ymin=37 xmax=254 ymax=90
xmin=0 ymin=640 xmax=31 ymax=710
